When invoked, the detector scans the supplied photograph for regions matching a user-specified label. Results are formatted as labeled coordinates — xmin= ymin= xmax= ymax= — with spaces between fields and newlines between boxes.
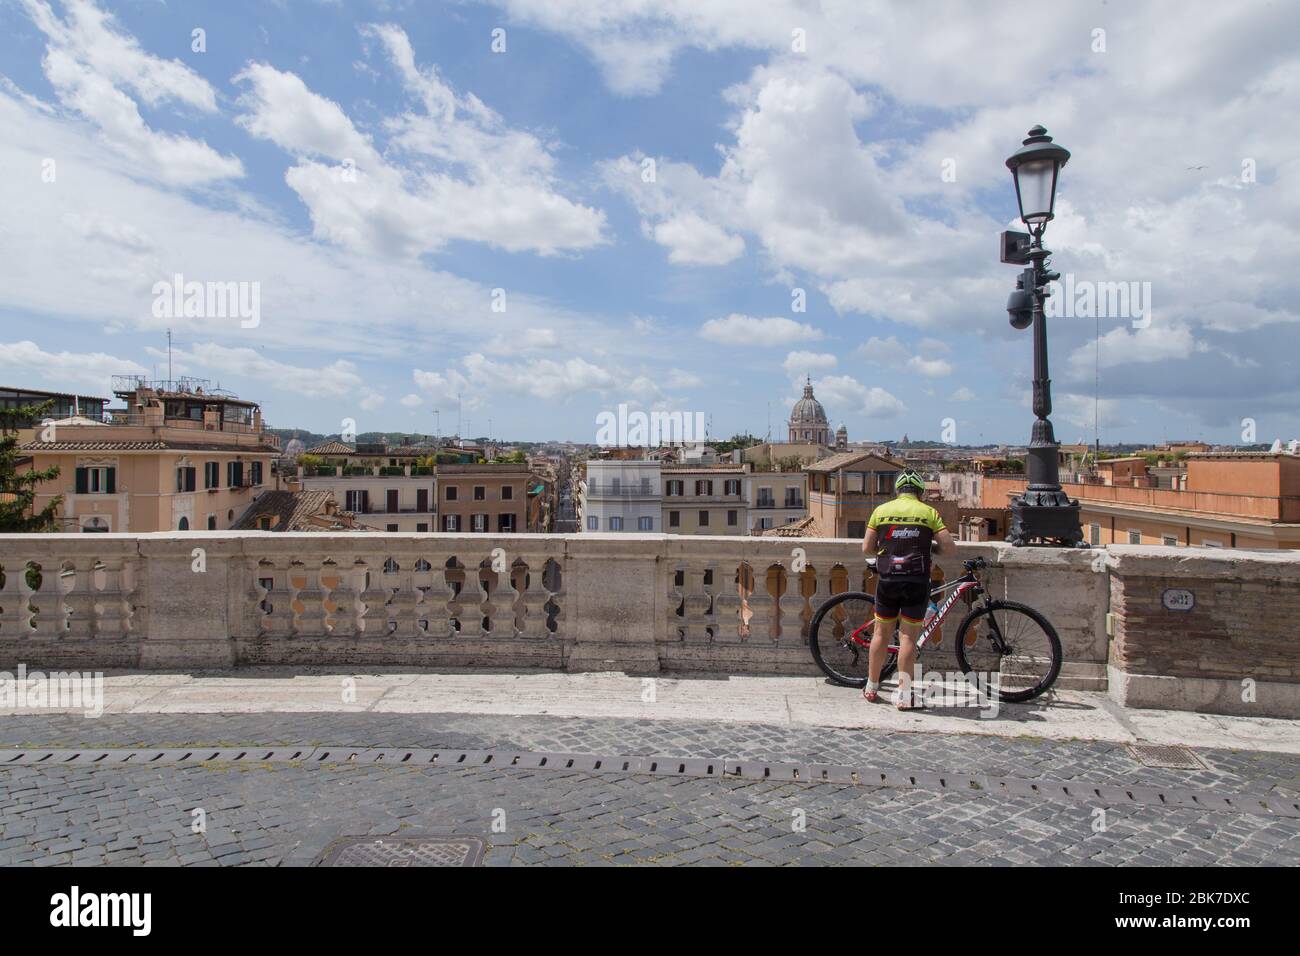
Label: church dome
xmin=790 ymin=378 xmax=828 ymax=424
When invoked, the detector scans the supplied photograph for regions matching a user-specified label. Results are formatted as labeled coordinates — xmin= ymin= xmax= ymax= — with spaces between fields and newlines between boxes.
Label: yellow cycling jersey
xmin=867 ymin=493 xmax=946 ymax=534
xmin=867 ymin=493 xmax=946 ymax=581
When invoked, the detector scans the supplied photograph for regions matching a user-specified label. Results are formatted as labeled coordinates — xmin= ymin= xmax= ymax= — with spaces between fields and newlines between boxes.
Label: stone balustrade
xmin=0 ymin=533 xmax=1296 ymax=716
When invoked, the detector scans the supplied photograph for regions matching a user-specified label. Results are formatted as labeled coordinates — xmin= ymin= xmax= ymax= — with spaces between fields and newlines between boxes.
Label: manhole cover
xmin=314 ymin=836 xmax=486 ymax=867
xmin=1127 ymin=744 xmax=1206 ymax=770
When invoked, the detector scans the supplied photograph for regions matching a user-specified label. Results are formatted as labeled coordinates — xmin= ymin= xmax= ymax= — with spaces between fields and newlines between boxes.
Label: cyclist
xmin=861 ymin=470 xmax=953 ymax=709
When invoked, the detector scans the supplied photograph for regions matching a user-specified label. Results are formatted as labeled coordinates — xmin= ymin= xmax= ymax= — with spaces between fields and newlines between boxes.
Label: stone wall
xmin=1105 ymin=546 xmax=1300 ymax=717
xmin=0 ymin=532 xmax=1296 ymax=716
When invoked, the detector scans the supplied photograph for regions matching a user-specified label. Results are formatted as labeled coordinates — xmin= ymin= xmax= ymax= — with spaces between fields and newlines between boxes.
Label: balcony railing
xmin=583 ymin=483 xmax=658 ymax=498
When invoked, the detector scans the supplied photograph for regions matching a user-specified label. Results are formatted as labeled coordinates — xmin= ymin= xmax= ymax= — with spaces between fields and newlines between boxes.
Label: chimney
xmin=324 ymin=497 xmax=338 ymax=516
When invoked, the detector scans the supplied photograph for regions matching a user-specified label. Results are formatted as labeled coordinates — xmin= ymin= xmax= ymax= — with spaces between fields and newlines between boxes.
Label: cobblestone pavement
xmin=2 ymin=713 xmax=1297 ymax=866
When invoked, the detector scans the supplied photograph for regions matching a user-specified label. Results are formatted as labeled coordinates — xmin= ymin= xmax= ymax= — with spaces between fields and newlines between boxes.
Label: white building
xmin=578 ymin=459 xmax=662 ymax=532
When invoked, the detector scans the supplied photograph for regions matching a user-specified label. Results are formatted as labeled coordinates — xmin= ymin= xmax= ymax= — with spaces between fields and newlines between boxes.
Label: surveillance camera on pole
xmin=999 ymin=126 xmax=1084 ymax=547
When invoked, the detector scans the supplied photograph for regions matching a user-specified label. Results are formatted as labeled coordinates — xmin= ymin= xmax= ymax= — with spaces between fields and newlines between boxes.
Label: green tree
xmin=0 ymin=399 xmax=63 ymax=532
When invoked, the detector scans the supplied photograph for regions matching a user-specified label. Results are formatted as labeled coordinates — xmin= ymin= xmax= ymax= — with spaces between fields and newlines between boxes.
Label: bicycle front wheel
xmin=953 ymin=600 xmax=1062 ymax=703
xmin=809 ymin=591 xmax=895 ymax=688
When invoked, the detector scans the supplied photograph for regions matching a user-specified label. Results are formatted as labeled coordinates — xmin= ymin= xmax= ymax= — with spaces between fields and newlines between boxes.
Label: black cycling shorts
xmin=874 ymin=580 xmax=930 ymax=624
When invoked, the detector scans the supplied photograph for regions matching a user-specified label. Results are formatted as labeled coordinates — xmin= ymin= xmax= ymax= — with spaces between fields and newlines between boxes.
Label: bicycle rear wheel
xmin=809 ymin=591 xmax=896 ymax=688
xmin=953 ymin=600 xmax=1062 ymax=703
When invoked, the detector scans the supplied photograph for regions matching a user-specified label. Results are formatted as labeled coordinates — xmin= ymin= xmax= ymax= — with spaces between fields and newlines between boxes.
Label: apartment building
xmin=19 ymin=378 xmax=279 ymax=532
xmin=981 ymin=451 xmax=1300 ymax=548
xmin=299 ymin=470 xmax=437 ymax=532
xmin=746 ymin=470 xmax=807 ymax=534
xmin=805 ymin=451 xmax=907 ymax=538
xmin=578 ymin=459 xmax=662 ymax=532
xmin=437 ymin=463 xmax=529 ymax=533
xmin=662 ymin=464 xmax=747 ymax=535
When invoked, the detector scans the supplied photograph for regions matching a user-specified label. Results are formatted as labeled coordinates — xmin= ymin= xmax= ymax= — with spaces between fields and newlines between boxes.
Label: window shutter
xmin=75 ymin=467 xmax=88 ymax=494
xmin=105 ymin=468 xmax=116 ymax=494
xmin=189 ymin=468 xmax=197 ymax=492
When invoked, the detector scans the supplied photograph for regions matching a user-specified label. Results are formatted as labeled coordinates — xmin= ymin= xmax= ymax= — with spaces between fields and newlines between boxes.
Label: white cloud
xmin=812 ymin=375 xmax=905 ymax=419
xmin=522 ymin=0 xmax=1300 ymax=432
xmin=949 ymin=386 xmax=976 ymax=402
xmin=1056 ymin=393 xmax=1135 ymax=432
xmin=652 ymin=213 xmax=745 ymax=265
xmin=415 ymin=354 xmax=617 ymax=404
xmin=234 ymin=25 xmax=607 ymax=258
xmin=412 ymin=367 xmax=473 ymax=406
xmin=0 ymin=83 xmax=638 ymax=373
xmin=173 ymin=343 xmax=385 ymax=411
xmin=699 ymin=314 xmax=823 ymax=347
xmin=400 ymin=393 xmax=424 ymax=407
xmin=0 ymin=339 xmax=145 ymax=394
xmin=461 ymin=353 xmax=615 ymax=400
xmin=235 ymin=63 xmax=379 ymax=165
xmin=855 ymin=337 xmax=951 ymax=377
xmin=21 ymin=0 xmax=242 ymax=185
xmin=1067 ymin=324 xmax=1205 ymax=376
xmin=783 ymin=351 xmax=838 ymax=376
xmin=908 ymin=356 xmax=953 ymax=378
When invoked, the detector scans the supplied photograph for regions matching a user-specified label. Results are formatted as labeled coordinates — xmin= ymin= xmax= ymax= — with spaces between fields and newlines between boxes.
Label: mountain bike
xmin=808 ymin=557 xmax=1062 ymax=703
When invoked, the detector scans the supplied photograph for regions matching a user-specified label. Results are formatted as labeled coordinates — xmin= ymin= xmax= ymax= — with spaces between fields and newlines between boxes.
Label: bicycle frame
xmin=847 ymin=571 xmax=985 ymax=653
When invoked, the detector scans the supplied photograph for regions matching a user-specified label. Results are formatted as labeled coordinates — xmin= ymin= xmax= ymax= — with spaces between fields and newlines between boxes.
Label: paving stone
xmin=1 ymin=712 xmax=1297 ymax=866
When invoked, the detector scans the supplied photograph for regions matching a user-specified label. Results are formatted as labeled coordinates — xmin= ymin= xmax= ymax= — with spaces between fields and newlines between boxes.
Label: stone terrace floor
xmin=1 ymin=672 xmax=1298 ymax=866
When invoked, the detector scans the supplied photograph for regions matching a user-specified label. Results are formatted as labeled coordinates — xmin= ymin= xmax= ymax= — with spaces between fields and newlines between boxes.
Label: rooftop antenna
xmin=1093 ymin=311 xmax=1100 ymax=467
xmin=167 ymin=328 xmax=173 ymax=390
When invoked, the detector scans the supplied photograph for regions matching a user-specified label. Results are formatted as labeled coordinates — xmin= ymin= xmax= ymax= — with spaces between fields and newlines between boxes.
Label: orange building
xmin=436 ymin=463 xmax=529 ymax=533
xmin=982 ymin=451 xmax=1300 ymax=548
xmin=20 ymin=379 xmax=279 ymax=532
xmin=805 ymin=451 xmax=907 ymax=538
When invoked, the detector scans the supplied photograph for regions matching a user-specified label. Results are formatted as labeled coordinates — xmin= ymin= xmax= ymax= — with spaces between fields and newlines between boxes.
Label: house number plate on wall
xmin=1161 ymin=588 xmax=1196 ymax=611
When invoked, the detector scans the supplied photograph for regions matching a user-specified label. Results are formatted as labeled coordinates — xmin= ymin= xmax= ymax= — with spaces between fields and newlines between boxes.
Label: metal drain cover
xmin=1128 ymin=744 xmax=1206 ymax=770
xmin=315 ymin=836 xmax=486 ymax=867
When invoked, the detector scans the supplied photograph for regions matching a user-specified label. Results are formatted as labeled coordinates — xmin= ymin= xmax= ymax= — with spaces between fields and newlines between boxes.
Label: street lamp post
xmin=1001 ymin=125 xmax=1084 ymax=547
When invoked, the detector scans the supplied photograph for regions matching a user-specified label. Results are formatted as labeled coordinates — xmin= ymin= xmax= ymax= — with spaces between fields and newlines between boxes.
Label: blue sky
xmin=1 ymin=0 xmax=1298 ymax=446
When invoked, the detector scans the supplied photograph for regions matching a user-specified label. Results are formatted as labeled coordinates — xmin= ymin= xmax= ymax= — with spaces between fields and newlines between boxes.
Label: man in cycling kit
xmin=861 ymin=470 xmax=954 ymax=709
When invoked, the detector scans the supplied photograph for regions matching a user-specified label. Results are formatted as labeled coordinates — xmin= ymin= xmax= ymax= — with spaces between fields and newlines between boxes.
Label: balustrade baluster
xmin=28 ymin=562 xmax=66 ymax=639
xmin=63 ymin=561 xmax=95 ymax=639
xmin=480 ymin=562 xmax=515 ymax=638
xmin=326 ymin=559 xmax=363 ymax=638
xmin=260 ymin=560 xmax=297 ymax=638
xmin=0 ymin=559 xmax=32 ymax=636
xmin=681 ymin=565 xmax=714 ymax=643
xmin=295 ymin=561 xmax=330 ymax=637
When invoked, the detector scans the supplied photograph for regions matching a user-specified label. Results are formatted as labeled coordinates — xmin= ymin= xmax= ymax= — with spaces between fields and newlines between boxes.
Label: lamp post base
xmin=1007 ymin=491 xmax=1084 ymax=547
